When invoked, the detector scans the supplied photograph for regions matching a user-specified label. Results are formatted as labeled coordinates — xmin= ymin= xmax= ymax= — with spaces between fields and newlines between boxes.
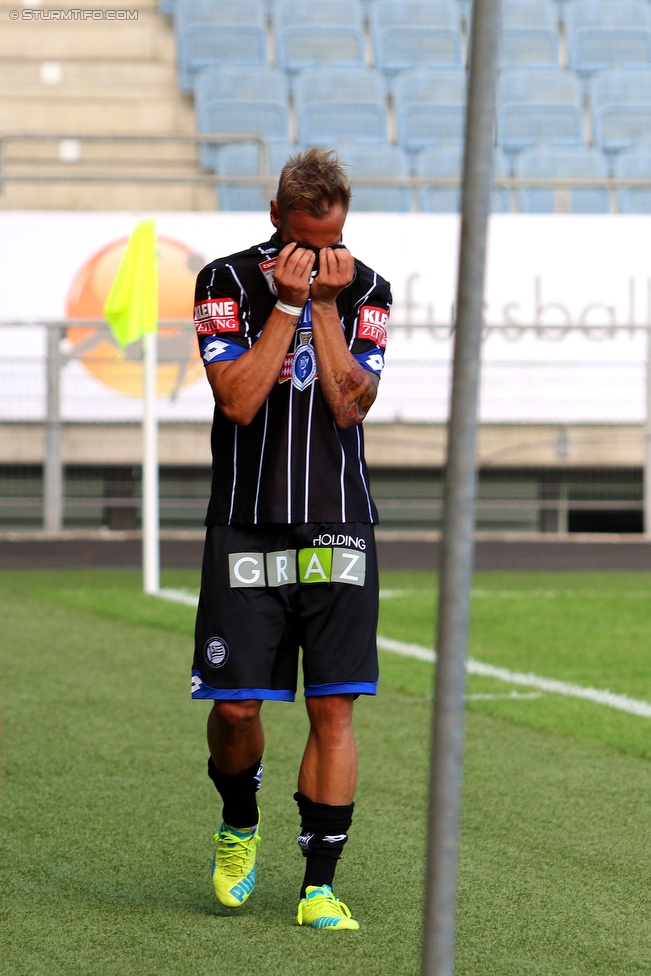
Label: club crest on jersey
xmin=291 ymin=330 xmax=317 ymax=391
xmin=259 ymin=257 xmax=278 ymax=295
xmin=194 ymin=298 xmax=240 ymax=335
xmin=358 ymin=305 xmax=389 ymax=348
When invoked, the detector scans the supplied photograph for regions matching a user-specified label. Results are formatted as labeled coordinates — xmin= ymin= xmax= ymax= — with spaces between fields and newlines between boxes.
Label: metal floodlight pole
xmin=421 ymin=1 xmax=503 ymax=975
xmin=44 ymin=323 xmax=64 ymax=533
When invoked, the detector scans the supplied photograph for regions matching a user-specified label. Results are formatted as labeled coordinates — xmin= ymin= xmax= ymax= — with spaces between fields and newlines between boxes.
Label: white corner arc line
xmin=376 ymin=635 xmax=651 ymax=719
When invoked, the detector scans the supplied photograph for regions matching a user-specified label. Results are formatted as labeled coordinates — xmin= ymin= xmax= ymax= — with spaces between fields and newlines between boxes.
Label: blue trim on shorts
xmin=191 ymin=671 xmax=295 ymax=701
xmin=304 ymin=681 xmax=378 ymax=697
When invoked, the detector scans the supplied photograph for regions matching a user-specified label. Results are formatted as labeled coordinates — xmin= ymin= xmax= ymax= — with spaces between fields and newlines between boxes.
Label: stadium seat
xmin=395 ymin=68 xmax=467 ymax=151
xmin=334 ymin=141 xmax=412 ymax=211
xmin=416 ymin=144 xmax=510 ymax=212
xmin=214 ymin=142 xmax=294 ymax=211
xmin=275 ymin=0 xmax=366 ymax=70
xmin=591 ymin=68 xmax=651 ymax=152
xmin=194 ymin=67 xmax=290 ymax=166
xmin=175 ymin=0 xmax=268 ymax=91
xmin=615 ymin=146 xmax=651 ymax=213
xmin=160 ymin=0 xmax=175 ymax=16
xmin=371 ymin=1 xmax=463 ymax=73
xmin=566 ymin=1 xmax=651 ymax=75
xmin=295 ymin=68 xmax=388 ymax=144
xmin=497 ymin=68 xmax=584 ymax=152
xmin=515 ymin=145 xmax=610 ymax=212
xmin=500 ymin=1 xmax=560 ymax=68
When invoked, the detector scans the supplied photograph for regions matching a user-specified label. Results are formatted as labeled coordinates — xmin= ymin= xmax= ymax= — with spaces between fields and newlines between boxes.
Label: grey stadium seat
xmin=195 ymin=66 xmax=290 ymax=167
xmin=334 ymin=141 xmax=412 ymax=211
xmin=500 ymin=1 xmax=560 ymax=68
xmin=175 ymin=0 xmax=268 ymax=91
xmin=515 ymin=145 xmax=610 ymax=212
xmin=497 ymin=68 xmax=583 ymax=152
xmin=395 ymin=68 xmax=467 ymax=151
xmin=591 ymin=68 xmax=651 ymax=152
xmin=615 ymin=146 xmax=651 ymax=213
xmin=275 ymin=0 xmax=366 ymax=70
xmin=372 ymin=1 xmax=463 ymax=72
xmin=416 ymin=144 xmax=510 ymax=212
xmin=566 ymin=1 xmax=651 ymax=75
xmin=214 ymin=142 xmax=295 ymax=211
xmin=295 ymin=68 xmax=388 ymax=144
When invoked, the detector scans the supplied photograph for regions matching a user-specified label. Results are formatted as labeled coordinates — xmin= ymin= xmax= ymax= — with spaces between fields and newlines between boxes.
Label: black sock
xmin=208 ymin=756 xmax=263 ymax=829
xmin=294 ymin=791 xmax=354 ymax=899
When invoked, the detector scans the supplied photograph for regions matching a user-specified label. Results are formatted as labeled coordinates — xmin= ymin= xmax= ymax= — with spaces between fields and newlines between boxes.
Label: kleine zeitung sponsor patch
xmin=358 ymin=305 xmax=388 ymax=347
xmin=194 ymin=298 xmax=240 ymax=334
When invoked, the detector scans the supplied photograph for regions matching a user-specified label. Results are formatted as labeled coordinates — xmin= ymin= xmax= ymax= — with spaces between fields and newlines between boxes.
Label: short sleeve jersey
xmin=195 ymin=230 xmax=392 ymax=526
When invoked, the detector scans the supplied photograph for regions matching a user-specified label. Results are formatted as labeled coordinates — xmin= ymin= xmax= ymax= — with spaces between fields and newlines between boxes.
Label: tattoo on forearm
xmin=326 ymin=364 xmax=377 ymax=424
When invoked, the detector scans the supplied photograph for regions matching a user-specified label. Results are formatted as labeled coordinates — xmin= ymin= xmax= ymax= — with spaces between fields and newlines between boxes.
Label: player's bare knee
xmin=213 ymin=699 xmax=260 ymax=731
xmin=306 ymin=694 xmax=354 ymax=738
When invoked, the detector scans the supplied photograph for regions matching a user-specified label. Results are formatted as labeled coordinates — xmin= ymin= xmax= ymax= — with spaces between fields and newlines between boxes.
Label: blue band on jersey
xmin=354 ymin=347 xmax=385 ymax=376
xmin=200 ymin=335 xmax=248 ymax=365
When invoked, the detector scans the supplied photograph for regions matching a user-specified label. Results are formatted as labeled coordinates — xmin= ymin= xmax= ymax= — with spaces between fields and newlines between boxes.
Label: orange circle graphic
xmin=65 ymin=235 xmax=205 ymax=398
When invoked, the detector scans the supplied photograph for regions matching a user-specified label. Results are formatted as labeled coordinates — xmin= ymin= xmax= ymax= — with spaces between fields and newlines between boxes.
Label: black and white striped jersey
xmin=194 ymin=230 xmax=392 ymax=526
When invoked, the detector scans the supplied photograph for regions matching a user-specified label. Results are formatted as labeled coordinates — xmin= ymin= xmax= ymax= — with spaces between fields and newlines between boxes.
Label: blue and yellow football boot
xmin=211 ymin=821 xmax=261 ymax=908
xmin=296 ymin=885 xmax=360 ymax=930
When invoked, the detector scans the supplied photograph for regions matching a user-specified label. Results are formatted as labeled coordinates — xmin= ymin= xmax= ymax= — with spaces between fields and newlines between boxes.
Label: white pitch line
xmin=376 ymin=636 xmax=651 ymax=719
xmin=152 ymin=590 xmax=651 ymax=720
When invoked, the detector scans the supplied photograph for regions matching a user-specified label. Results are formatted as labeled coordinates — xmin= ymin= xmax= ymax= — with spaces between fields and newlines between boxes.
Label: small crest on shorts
xmin=204 ymin=636 xmax=229 ymax=669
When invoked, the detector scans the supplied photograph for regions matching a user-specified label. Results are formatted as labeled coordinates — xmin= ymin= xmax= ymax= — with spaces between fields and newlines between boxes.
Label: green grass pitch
xmin=3 ymin=568 xmax=651 ymax=975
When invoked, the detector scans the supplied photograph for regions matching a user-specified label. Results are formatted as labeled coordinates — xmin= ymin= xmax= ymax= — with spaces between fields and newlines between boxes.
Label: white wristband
xmin=275 ymin=299 xmax=304 ymax=318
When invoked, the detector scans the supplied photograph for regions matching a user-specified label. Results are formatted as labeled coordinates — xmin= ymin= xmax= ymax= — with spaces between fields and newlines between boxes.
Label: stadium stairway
xmin=0 ymin=0 xmax=213 ymax=209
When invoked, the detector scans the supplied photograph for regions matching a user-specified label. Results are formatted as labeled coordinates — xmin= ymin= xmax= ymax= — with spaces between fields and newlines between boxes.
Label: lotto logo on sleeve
xmin=298 ymin=548 xmax=366 ymax=586
xmin=358 ymin=306 xmax=389 ymax=348
xmin=194 ymin=298 xmax=240 ymax=335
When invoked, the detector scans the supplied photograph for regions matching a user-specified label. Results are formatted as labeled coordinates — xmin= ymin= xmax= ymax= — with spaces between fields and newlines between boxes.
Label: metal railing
xmin=3 ymin=132 xmax=651 ymax=212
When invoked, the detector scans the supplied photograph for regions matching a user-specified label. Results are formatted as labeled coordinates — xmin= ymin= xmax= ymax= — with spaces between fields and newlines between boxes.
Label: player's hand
xmin=273 ymin=243 xmax=316 ymax=308
xmin=310 ymin=246 xmax=354 ymax=305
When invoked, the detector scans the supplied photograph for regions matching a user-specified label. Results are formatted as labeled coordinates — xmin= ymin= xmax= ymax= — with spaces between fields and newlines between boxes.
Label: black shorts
xmin=192 ymin=522 xmax=379 ymax=702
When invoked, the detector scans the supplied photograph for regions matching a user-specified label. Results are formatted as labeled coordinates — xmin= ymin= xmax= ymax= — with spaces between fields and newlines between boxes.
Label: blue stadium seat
xmin=566 ymin=1 xmax=651 ymax=75
xmin=275 ymin=0 xmax=365 ymax=70
xmin=215 ymin=142 xmax=294 ymax=211
xmin=335 ymin=141 xmax=412 ymax=211
xmin=615 ymin=146 xmax=651 ymax=213
xmin=195 ymin=67 xmax=290 ymax=166
xmin=176 ymin=0 xmax=268 ymax=91
xmin=515 ymin=145 xmax=609 ymax=212
xmin=416 ymin=145 xmax=510 ymax=212
xmin=500 ymin=1 xmax=560 ymax=68
xmin=160 ymin=0 xmax=174 ymax=16
xmin=395 ymin=68 xmax=467 ymax=151
xmin=591 ymin=69 xmax=651 ymax=152
xmin=497 ymin=68 xmax=583 ymax=152
xmin=295 ymin=68 xmax=388 ymax=144
xmin=372 ymin=1 xmax=463 ymax=72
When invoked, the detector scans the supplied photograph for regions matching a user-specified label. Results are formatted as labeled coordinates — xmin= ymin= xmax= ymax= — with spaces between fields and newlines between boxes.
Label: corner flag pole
xmin=421 ymin=2 xmax=502 ymax=975
xmin=142 ymin=330 xmax=160 ymax=595
xmin=102 ymin=218 xmax=159 ymax=595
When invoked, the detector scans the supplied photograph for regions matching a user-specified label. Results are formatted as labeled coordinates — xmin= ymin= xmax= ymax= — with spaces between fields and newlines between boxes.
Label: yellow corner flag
xmin=103 ymin=218 xmax=158 ymax=347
